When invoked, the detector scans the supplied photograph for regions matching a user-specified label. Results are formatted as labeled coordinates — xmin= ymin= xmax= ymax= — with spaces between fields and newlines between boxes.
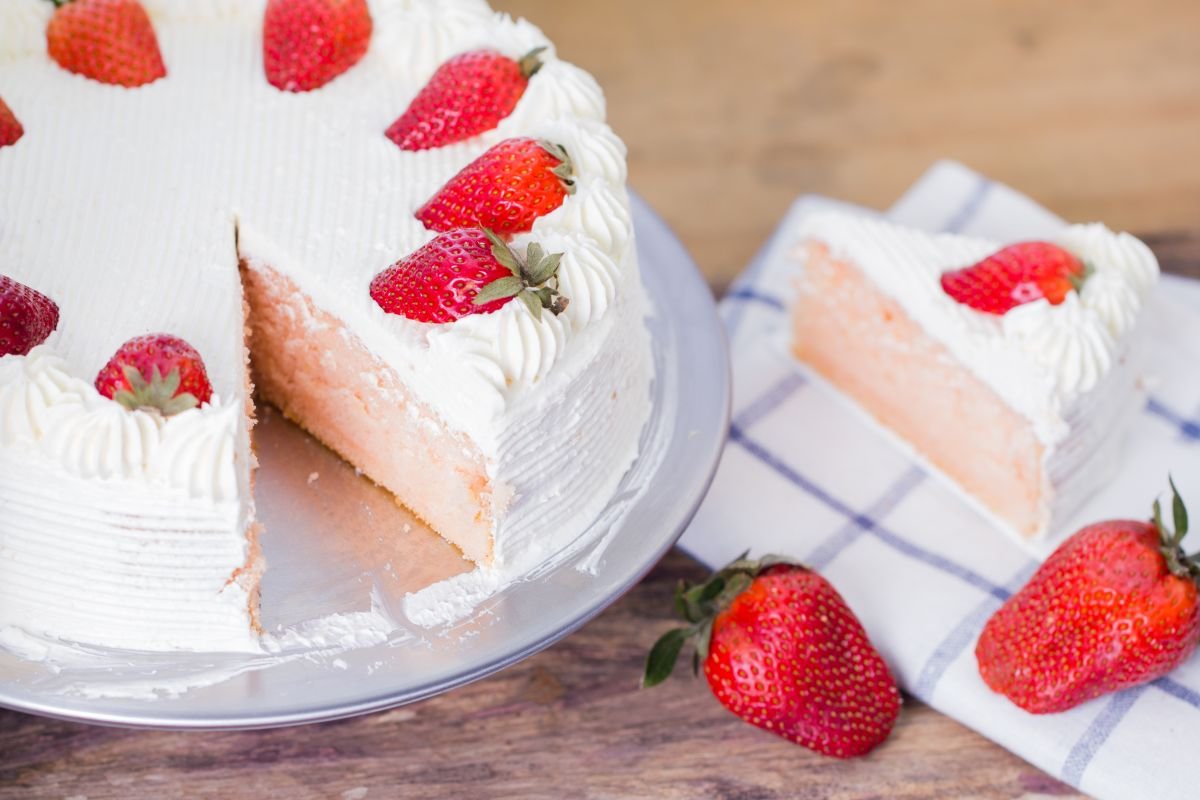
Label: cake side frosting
xmin=795 ymin=212 xmax=1159 ymax=446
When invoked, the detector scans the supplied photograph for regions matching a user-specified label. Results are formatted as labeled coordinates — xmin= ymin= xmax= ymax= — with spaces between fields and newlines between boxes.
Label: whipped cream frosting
xmin=796 ymin=212 xmax=1159 ymax=445
xmin=0 ymin=0 xmax=653 ymax=651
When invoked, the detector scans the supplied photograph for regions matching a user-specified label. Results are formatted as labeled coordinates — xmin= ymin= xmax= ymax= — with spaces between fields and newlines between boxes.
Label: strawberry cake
xmin=0 ymin=0 xmax=652 ymax=652
xmin=791 ymin=212 xmax=1159 ymax=541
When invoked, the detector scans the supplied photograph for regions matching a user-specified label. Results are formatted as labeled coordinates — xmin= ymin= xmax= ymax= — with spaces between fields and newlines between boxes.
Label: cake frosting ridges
xmin=0 ymin=0 xmax=654 ymax=650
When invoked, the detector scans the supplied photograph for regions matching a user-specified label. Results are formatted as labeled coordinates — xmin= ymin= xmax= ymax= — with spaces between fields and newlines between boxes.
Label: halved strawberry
xmin=416 ymin=138 xmax=574 ymax=236
xmin=46 ymin=0 xmax=166 ymax=88
xmin=0 ymin=96 xmax=23 ymax=148
xmin=262 ymin=0 xmax=373 ymax=92
xmin=0 ymin=275 xmax=60 ymax=357
xmin=940 ymin=241 xmax=1087 ymax=315
xmin=385 ymin=48 xmax=545 ymax=151
xmin=369 ymin=228 xmax=568 ymax=324
xmin=95 ymin=333 xmax=213 ymax=414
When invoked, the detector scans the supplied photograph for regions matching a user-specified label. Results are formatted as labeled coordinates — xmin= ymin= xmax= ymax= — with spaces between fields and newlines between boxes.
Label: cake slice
xmin=791 ymin=212 xmax=1159 ymax=540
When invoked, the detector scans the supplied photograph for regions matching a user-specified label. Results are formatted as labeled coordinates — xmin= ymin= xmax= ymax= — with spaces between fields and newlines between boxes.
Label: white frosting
xmin=0 ymin=0 xmax=50 ymax=62
xmin=797 ymin=212 xmax=1159 ymax=445
xmin=0 ymin=0 xmax=652 ymax=650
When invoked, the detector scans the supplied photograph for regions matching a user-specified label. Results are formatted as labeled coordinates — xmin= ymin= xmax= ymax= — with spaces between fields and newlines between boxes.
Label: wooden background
xmin=5 ymin=1 xmax=1200 ymax=797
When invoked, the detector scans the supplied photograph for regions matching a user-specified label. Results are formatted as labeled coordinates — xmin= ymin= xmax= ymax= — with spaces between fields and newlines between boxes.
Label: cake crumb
xmin=307 ymin=472 xmax=319 ymax=485
xmin=341 ymin=789 xmax=369 ymax=800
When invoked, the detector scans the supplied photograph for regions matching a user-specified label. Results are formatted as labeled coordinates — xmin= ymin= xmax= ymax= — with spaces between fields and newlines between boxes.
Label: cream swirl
xmin=522 ymin=232 xmax=620 ymax=329
xmin=1080 ymin=268 xmax=1142 ymax=338
xmin=531 ymin=118 xmax=629 ymax=185
xmin=0 ymin=0 xmax=52 ymax=62
xmin=0 ymin=347 xmax=241 ymax=500
xmin=1061 ymin=223 xmax=1160 ymax=295
xmin=503 ymin=61 xmax=606 ymax=129
xmin=1004 ymin=293 xmax=1115 ymax=397
xmin=372 ymin=0 xmax=495 ymax=80
xmin=535 ymin=180 xmax=633 ymax=256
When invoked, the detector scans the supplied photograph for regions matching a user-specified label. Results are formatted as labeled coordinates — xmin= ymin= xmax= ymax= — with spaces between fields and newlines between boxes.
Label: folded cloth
xmin=680 ymin=160 xmax=1200 ymax=800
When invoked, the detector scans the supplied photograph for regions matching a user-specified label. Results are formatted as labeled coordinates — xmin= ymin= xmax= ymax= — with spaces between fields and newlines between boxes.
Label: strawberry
xmin=977 ymin=479 xmax=1200 ymax=714
xmin=370 ymin=228 xmax=568 ymax=324
xmin=940 ymin=241 xmax=1087 ymax=315
xmin=262 ymin=0 xmax=372 ymax=93
xmin=95 ymin=333 xmax=213 ymax=414
xmin=0 ymin=96 xmax=23 ymax=148
xmin=385 ymin=48 xmax=545 ymax=151
xmin=643 ymin=554 xmax=901 ymax=758
xmin=0 ymin=275 xmax=60 ymax=357
xmin=415 ymin=138 xmax=575 ymax=236
xmin=46 ymin=0 xmax=166 ymax=88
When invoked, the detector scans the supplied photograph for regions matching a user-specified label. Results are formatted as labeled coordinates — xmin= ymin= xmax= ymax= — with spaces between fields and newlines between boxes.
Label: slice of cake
xmin=791 ymin=211 xmax=1159 ymax=540
xmin=0 ymin=0 xmax=652 ymax=652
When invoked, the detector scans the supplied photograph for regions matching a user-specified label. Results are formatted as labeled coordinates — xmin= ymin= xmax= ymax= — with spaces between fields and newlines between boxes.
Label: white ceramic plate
xmin=0 ymin=193 xmax=730 ymax=729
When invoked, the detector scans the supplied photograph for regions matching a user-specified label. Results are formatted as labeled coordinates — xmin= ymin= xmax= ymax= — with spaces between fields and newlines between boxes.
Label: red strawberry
xmin=643 ymin=555 xmax=901 ymax=758
xmin=370 ymin=228 xmax=568 ymax=324
xmin=262 ymin=0 xmax=372 ymax=93
xmin=941 ymin=241 xmax=1087 ymax=315
xmin=0 ymin=96 xmax=23 ymax=148
xmin=385 ymin=48 xmax=545 ymax=151
xmin=0 ymin=275 xmax=60 ymax=357
xmin=415 ymin=138 xmax=575 ymax=236
xmin=977 ymin=479 xmax=1200 ymax=714
xmin=95 ymin=333 xmax=213 ymax=414
xmin=46 ymin=0 xmax=166 ymax=88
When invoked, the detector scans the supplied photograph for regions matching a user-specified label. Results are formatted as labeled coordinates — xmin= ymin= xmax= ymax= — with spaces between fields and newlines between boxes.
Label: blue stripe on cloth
xmin=723 ymin=287 xmax=787 ymax=312
xmin=1061 ymin=686 xmax=1149 ymax=785
xmin=728 ymin=425 xmax=1008 ymax=600
xmin=732 ymin=373 xmax=808 ymax=431
xmin=1145 ymin=396 xmax=1200 ymax=442
xmin=805 ymin=466 xmax=926 ymax=571
xmin=912 ymin=561 xmax=1036 ymax=698
xmin=941 ymin=175 xmax=993 ymax=234
xmin=1152 ymin=676 xmax=1200 ymax=709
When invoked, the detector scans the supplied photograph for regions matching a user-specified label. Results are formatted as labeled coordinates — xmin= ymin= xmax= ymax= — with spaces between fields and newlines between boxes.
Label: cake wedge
xmin=791 ymin=212 xmax=1159 ymax=541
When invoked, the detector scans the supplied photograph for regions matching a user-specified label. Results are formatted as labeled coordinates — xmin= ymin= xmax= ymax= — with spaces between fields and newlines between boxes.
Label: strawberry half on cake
xmin=0 ymin=0 xmax=652 ymax=652
xmin=791 ymin=212 xmax=1159 ymax=540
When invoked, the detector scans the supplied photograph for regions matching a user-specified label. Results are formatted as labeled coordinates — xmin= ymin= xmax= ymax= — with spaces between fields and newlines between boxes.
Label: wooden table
xmin=5 ymin=2 xmax=1200 ymax=797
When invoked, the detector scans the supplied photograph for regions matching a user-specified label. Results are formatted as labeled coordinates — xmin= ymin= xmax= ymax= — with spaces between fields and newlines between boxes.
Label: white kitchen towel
xmin=680 ymin=160 xmax=1200 ymax=800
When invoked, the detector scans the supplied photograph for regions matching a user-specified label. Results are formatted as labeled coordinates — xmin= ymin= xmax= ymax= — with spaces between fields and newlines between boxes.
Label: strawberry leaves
xmin=112 ymin=363 xmax=200 ymax=416
xmin=475 ymin=229 xmax=568 ymax=321
xmin=642 ymin=552 xmax=798 ymax=688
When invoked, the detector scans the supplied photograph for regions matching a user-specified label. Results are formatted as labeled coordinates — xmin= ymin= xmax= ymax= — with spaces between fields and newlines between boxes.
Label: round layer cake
xmin=0 ymin=0 xmax=653 ymax=651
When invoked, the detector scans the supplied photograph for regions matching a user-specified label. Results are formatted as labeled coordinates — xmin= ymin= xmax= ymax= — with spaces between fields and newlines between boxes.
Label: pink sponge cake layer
xmin=241 ymin=260 xmax=499 ymax=565
xmin=793 ymin=243 xmax=1048 ymax=536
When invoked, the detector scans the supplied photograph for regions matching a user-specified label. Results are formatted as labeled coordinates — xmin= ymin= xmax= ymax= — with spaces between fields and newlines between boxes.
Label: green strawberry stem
xmin=474 ymin=229 xmax=569 ymax=321
xmin=1153 ymin=476 xmax=1200 ymax=580
xmin=112 ymin=364 xmax=200 ymax=416
xmin=540 ymin=141 xmax=577 ymax=195
xmin=517 ymin=47 xmax=547 ymax=79
xmin=642 ymin=552 xmax=800 ymax=688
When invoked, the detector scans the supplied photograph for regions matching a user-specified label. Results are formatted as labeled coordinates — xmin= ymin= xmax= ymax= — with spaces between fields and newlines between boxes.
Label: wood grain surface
xmin=4 ymin=1 xmax=1200 ymax=797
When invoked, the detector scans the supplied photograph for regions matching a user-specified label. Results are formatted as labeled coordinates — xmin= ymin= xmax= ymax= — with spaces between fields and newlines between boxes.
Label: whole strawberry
xmin=95 ymin=333 xmax=213 ymax=414
xmin=263 ymin=0 xmax=372 ymax=92
xmin=0 ymin=275 xmax=60 ymax=357
xmin=977 ymin=479 xmax=1200 ymax=714
xmin=416 ymin=138 xmax=575 ymax=236
xmin=0 ymin=96 xmax=23 ymax=148
xmin=643 ymin=554 xmax=900 ymax=758
xmin=941 ymin=241 xmax=1087 ymax=315
xmin=385 ymin=48 xmax=545 ymax=151
xmin=370 ymin=228 xmax=568 ymax=324
xmin=46 ymin=0 xmax=166 ymax=88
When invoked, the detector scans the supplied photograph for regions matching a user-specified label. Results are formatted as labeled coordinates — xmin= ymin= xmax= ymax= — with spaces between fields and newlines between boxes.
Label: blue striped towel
xmin=680 ymin=160 xmax=1200 ymax=800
